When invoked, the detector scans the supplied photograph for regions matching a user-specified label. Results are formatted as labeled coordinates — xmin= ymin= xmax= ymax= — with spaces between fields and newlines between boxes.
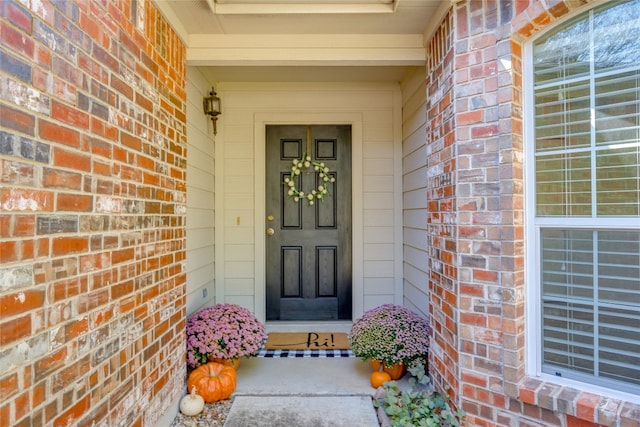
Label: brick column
xmin=425 ymin=9 xmax=459 ymax=400
xmin=451 ymin=0 xmax=526 ymax=423
xmin=0 ymin=1 xmax=187 ymax=426
xmin=426 ymin=1 xmax=640 ymax=426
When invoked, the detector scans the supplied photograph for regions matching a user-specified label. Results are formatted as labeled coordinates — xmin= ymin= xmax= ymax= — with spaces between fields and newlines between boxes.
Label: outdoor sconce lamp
xmin=203 ymin=86 xmax=221 ymax=134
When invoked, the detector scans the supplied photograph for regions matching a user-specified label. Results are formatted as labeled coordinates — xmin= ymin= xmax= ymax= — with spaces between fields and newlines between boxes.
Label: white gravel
xmin=169 ymin=398 xmax=234 ymax=427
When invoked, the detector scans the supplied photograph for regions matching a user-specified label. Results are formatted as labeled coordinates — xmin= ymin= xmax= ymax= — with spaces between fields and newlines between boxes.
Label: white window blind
xmin=541 ymin=230 xmax=640 ymax=391
xmin=533 ymin=0 xmax=640 ymax=394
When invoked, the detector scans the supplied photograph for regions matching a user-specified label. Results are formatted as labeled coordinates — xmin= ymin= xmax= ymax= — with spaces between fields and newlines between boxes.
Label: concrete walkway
xmin=224 ymin=357 xmax=380 ymax=426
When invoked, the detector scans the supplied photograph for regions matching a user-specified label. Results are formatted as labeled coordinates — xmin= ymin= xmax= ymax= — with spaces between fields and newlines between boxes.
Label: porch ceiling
xmin=154 ymin=0 xmax=448 ymax=82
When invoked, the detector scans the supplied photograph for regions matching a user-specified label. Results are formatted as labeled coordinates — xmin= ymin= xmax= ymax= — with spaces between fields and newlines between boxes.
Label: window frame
xmin=524 ymin=0 xmax=640 ymax=402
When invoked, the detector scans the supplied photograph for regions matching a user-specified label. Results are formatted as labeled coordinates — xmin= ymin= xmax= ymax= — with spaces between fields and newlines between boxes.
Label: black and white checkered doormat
xmin=256 ymin=348 xmax=355 ymax=358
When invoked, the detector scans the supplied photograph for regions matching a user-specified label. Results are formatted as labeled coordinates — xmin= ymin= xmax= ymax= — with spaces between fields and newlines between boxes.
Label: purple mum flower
xmin=349 ymin=304 xmax=430 ymax=366
xmin=186 ymin=304 xmax=266 ymax=368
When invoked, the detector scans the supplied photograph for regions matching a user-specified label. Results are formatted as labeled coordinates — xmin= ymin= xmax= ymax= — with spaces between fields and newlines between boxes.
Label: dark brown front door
xmin=265 ymin=125 xmax=352 ymax=320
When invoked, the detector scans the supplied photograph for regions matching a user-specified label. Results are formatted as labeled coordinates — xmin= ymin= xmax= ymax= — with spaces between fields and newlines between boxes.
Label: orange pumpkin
xmin=187 ymin=362 xmax=237 ymax=402
xmin=370 ymin=360 xmax=406 ymax=380
xmin=209 ymin=357 xmax=241 ymax=370
xmin=370 ymin=371 xmax=392 ymax=388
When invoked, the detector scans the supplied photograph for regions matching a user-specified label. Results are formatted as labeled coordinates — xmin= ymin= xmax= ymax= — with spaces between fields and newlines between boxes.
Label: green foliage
xmin=374 ymin=361 xmax=466 ymax=427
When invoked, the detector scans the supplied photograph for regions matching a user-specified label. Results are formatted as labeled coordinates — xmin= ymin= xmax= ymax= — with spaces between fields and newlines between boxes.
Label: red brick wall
xmin=451 ymin=0 xmax=527 ymax=423
xmin=426 ymin=1 xmax=640 ymax=426
xmin=0 ymin=1 xmax=187 ymax=426
xmin=425 ymin=9 xmax=458 ymax=401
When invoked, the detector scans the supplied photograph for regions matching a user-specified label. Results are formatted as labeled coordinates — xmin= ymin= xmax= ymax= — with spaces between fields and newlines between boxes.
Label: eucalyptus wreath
xmin=283 ymin=153 xmax=335 ymax=206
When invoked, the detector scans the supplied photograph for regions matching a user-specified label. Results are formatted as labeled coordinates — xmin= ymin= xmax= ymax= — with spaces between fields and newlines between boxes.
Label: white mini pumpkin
xmin=179 ymin=385 xmax=205 ymax=416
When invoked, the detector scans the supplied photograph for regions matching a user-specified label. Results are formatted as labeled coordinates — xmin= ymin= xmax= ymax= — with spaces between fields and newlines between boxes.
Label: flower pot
xmin=371 ymin=360 xmax=406 ymax=380
xmin=209 ymin=357 xmax=241 ymax=370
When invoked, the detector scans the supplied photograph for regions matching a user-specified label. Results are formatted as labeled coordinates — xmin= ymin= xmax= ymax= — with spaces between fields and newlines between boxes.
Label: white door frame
xmin=253 ymin=112 xmax=364 ymax=323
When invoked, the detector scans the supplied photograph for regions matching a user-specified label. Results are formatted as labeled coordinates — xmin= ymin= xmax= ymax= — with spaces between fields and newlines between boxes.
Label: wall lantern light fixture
xmin=203 ymin=86 xmax=221 ymax=134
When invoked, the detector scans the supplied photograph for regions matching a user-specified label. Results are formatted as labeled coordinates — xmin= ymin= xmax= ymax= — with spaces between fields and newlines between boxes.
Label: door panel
xmin=266 ymin=125 xmax=352 ymax=320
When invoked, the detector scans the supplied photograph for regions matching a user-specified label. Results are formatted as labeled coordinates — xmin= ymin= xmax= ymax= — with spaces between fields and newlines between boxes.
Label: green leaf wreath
xmin=283 ymin=153 xmax=335 ymax=206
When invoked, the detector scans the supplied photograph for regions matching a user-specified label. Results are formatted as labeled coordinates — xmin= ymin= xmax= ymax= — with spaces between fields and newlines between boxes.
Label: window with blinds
xmin=532 ymin=0 xmax=640 ymax=394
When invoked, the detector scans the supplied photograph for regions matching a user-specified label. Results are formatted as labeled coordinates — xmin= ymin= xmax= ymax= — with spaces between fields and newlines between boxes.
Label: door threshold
xmin=265 ymin=321 xmax=352 ymax=334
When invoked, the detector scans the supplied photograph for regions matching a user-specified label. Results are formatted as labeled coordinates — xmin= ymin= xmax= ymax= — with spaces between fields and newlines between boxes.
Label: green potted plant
xmin=186 ymin=303 xmax=266 ymax=369
xmin=374 ymin=363 xmax=466 ymax=426
xmin=349 ymin=304 xmax=430 ymax=379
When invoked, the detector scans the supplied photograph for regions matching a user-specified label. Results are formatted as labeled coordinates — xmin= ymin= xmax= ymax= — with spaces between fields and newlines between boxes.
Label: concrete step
xmin=223 ymin=395 xmax=379 ymax=427
xmin=224 ymin=356 xmax=380 ymax=426
xmin=233 ymin=357 xmax=374 ymax=396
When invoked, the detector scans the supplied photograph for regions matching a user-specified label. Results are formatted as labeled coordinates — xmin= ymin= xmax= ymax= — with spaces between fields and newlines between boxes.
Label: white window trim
xmin=524 ymin=14 xmax=543 ymax=397
xmin=523 ymin=1 xmax=640 ymax=404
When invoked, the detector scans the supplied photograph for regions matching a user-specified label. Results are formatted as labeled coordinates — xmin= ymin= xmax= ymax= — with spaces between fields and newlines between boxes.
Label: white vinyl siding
xmin=530 ymin=0 xmax=640 ymax=395
xmin=216 ymin=82 xmax=403 ymax=320
xmin=400 ymin=66 xmax=429 ymax=318
xmin=185 ymin=67 xmax=217 ymax=316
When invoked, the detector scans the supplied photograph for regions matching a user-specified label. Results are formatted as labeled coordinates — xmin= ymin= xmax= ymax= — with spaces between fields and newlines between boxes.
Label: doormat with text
xmin=257 ymin=332 xmax=354 ymax=358
xmin=265 ymin=332 xmax=350 ymax=350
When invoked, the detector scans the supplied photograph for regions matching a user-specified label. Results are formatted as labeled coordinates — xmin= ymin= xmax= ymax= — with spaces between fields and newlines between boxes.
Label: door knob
xmin=266 ymin=227 xmax=275 ymax=236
